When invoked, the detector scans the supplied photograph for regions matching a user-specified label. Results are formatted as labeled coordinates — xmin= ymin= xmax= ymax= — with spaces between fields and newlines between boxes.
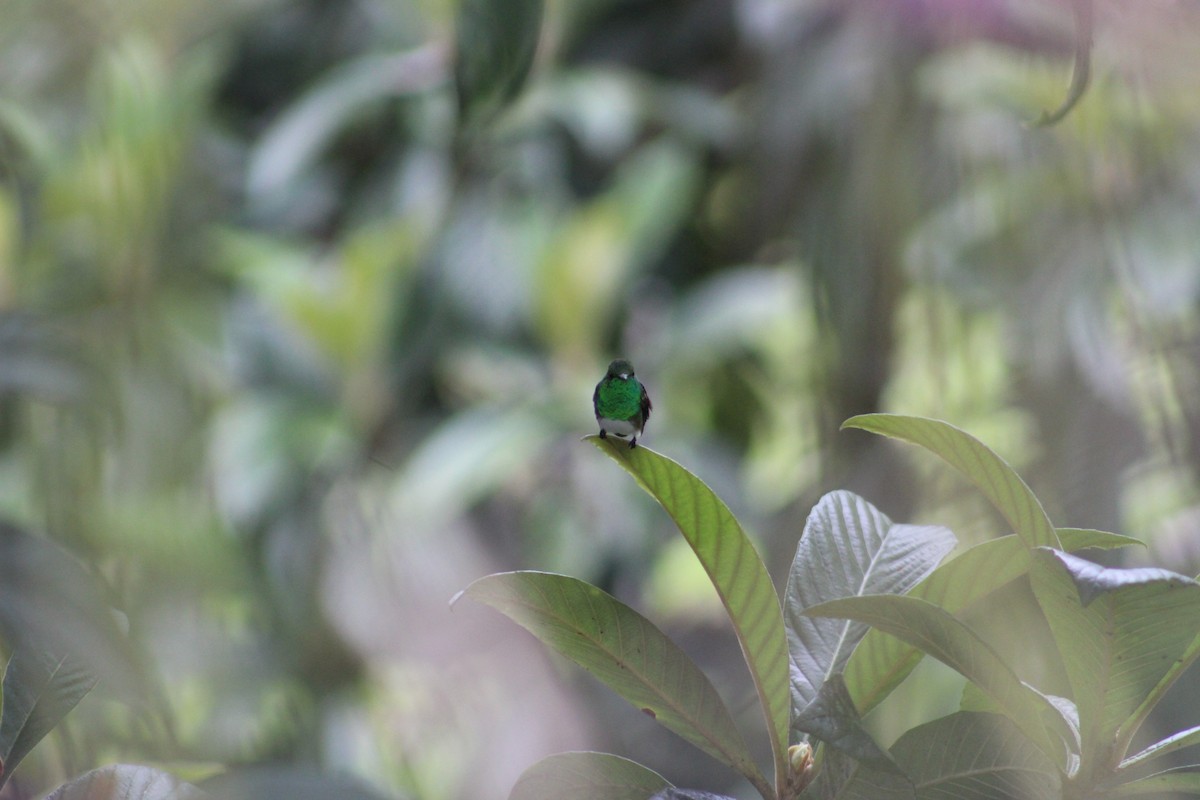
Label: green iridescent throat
xmin=597 ymin=378 xmax=643 ymax=420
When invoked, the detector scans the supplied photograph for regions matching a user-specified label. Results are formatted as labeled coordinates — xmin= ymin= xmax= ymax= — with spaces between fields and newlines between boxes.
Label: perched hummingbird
xmin=593 ymin=358 xmax=652 ymax=449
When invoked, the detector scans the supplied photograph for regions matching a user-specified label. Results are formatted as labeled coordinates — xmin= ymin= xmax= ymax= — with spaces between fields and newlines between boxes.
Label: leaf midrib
xmin=819 ymin=517 xmax=901 ymax=687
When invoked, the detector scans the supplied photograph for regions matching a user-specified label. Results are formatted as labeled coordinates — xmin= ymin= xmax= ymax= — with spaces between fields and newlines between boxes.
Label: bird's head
xmin=606 ymin=358 xmax=636 ymax=381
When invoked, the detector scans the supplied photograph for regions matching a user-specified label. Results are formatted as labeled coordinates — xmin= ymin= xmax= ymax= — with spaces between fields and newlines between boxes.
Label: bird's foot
xmin=629 ymin=437 xmax=638 ymax=449
xmin=599 ymin=429 xmax=607 ymax=440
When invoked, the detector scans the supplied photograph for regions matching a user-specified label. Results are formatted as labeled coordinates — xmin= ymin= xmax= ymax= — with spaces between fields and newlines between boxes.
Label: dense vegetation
xmin=2 ymin=1 xmax=1200 ymax=798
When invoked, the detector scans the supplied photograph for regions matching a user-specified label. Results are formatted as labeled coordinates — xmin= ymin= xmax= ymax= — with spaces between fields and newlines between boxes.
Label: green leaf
xmin=1120 ymin=725 xmax=1200 ymax=773
xmin=508 ymin=752 xmax=671 ymax=800
xmin=805 ymin=595 xmax=1073 ymax=766
xmin=0 ymin=522 xmax=162 ymax=709
xmin=462 ymin=571 xmax=768 ymax=794
xmin=1057 ymin=528 xmax=1145 ymax=551
xmin=842 ymin=415 xmax=1059 ymax=549
xmin=0 ymin=650 xmax=98 ymax=789
xmin=1032 ymin=0 xmax=1093 ymax=127
xmin=845 ymin=530 xmax=1142 ymax=716
xmin=246 ymin=52 xmax=433 ymax=199
xmin=1030 ymin=549 xmax=1200 ymax=767
xmin=1104 ymin=769 xmax=1200 ymax=797
xmin=890 ymin=712 xmax=1060 ymax=799
xmin=959 ymin=676 xmax=1084 ymax=750
xmin=801 ymin=750 xmax=914 ymax=800
xmin=786 ymin=491 xmax=955 ymax=724
xmin=843 ymin=536 xmax=1029 ymax=715
xmin=454 ymin=0 xmax=544 ymax=127
xmin=792 ymin=674 xmax=895 ymax=768
xmin=588 ymin=437 xmax=791 ymax=788
xmin=45 ymin=765 xmax=205 ymax=800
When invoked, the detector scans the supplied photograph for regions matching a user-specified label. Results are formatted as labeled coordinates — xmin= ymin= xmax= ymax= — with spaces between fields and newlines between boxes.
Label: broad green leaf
xmin=1125 ymin=633 xmax=1200 ymax=759
xmin=844 ymin=537 xmax=1028 ymax=715
xmin=462 ymin=571 xmax=767 ymax=793
xmin=786 ymin=491 xmax=954 ymax=724
xmin=45 ymin=764 xmax=205 ymax=800
xmin=199 ymin=767 xmax=393 ymax=799
xmin=454 ymin=0 xmax=543 ymax=127
xmin=1057 ymin=528 xmax=1145 ymax=550
xmin=845 ymin=529 xmax=1142 ymax=715
xmin=1104 ymin=770 xmax=1200 ymax=797
xmin=509 ymin=752 xmax=671 ymax=800
xmin=1119 ymin=724 xmax=1200 ymax=772
xmin=801 ymin=750 xmax=914 ymax=800
xmin=0 ymin=650 xmax=97 ymax=789
xmin=589 ymin=437 xmax=790 ymax=787
xmin=1030 ymin=549 xmax=1200 ymax=768
xmin=890 ymin=712 xmax=1060 ymax=799
xmin=805 ymin=595 xmax=1072 ymax=766
xmin=820 ymin=770 xmax=915 ymax=800
xmin=954 ymin=687 xmax=1080 ymax=778
xmin=842 ymin=415 xmax=1059 ymax=549
xmin=0 ymin=522 xmax=161 ymax=709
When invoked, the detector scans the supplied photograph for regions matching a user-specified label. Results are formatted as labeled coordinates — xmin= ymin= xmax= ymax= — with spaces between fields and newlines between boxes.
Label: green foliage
xmin=0 ymin=651 xmax=97 ymax=788
xmin=0 ymin=523 xmax=163 ymax=791
xmin=805 ymin=594 xmax=1077 ymax=769
xmin=508 ymin=752 xmax=671 ymax=800
xmin=588 ymin=435 xmax=791 ymax=793
xmin=454 ymin=0 xmax=544 ymax=129
xmin=467 ymin=418 xmax=1200 ymax=799
xmin=4 ymin=2 xmax=1200 ymax=798
xmin=785 ymin=491 xmax=955 ymax=727
xmin=462 ymin=572 xmax=763 ymax=787
xmin=1031 ymin=550 xmax=1200 ymax=776
xmin=842 ymin=414 xmax=1060 ymax=550
xmin=890 ymin=711 xmax=1060 ymax=797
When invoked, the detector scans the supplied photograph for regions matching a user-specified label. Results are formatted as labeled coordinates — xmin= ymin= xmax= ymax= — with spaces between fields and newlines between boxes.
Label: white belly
xmin=598 ymin=416 xmax=640 ymax=437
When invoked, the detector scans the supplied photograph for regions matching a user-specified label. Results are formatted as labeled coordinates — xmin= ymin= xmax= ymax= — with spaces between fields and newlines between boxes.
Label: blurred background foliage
xmin=2 ymin=0 xmax=1200 ymax=797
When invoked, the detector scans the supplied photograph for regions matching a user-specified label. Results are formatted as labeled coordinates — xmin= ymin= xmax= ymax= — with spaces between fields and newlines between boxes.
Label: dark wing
xmin=640 ymin=385 xmax=652 ymax=424
xmin=592 ymin=381 xmax=601 ymax=418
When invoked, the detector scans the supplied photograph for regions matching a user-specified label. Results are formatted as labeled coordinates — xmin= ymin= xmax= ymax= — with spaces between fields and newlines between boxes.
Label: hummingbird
xmin=593 ymin=358 xmax=652 ymax=449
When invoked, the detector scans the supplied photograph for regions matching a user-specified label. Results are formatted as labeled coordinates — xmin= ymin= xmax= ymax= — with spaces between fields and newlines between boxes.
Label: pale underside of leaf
xmin=1031 ymin=549 xmax=1200 ymax=768
xmin=786 ymin=490 xmax=955 ymax=727
xmin=804 ymin=749 xmax=915 ymax=800
xmin=892 ymin=712 xmax=1060 ymax=799
xmin=1120 ymin=724 xmax=1200 ymax=773
xmin=44 ymin=764 xmax=206 ymax=800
